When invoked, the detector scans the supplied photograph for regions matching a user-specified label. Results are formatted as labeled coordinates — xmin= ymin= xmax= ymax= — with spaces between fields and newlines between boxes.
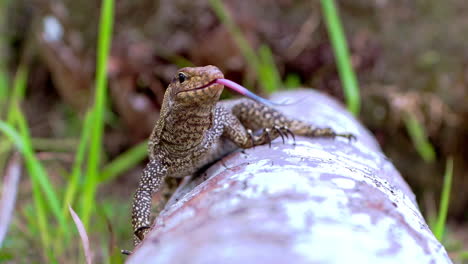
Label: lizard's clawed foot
xmin=271 ymin=125 xmax=296 ymax=146
xmin=308 ymin=128 xmax=356 ymax=142
xmin=246 ymin=129 xmax=256 ymax=148
xmin=120 ymin=227 xmax=150 ymax=256
xmin=278 ymin=126 xmax=296 ymax=145
xmin=336 ymin=133 xmax=357 ymax=142
xmin=247 ymin=126 xmax=296 ymax=148
xmin=121 ymin=249 xmax=133 ymax=255
xmin=135 ymin=226 xmax=151 ymax=241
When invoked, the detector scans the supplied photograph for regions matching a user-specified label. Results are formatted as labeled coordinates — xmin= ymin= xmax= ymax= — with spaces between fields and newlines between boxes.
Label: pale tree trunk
xmin=127 ymin=90 xmax=451 ymax=264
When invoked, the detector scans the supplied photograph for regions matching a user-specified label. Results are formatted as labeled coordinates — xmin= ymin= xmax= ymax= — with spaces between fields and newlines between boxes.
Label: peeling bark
xmin=128 ymin=90 xmax=451 ymax=264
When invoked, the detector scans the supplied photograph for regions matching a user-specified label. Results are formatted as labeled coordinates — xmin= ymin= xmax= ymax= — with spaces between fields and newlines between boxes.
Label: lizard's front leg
xmin=221 ymin=107 xmax=284 ymax=148
xmin=229 ymin=99 xmax=356 ymax=141
xmin=132 ymin=159 xmax=168 ymax=246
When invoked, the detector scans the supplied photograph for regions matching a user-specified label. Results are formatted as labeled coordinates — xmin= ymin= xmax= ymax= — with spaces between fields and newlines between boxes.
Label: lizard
xmin=130 ymin=65 xmax=355 ymax=248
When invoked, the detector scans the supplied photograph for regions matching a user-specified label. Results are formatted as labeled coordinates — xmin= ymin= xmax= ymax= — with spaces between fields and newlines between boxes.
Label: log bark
xmin=127 ymin=90 xmax=451 ymax=264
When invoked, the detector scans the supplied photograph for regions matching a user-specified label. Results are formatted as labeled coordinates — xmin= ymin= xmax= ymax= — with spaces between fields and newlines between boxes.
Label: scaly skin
xmin=131 ymin=65 xmax=355 ymax=246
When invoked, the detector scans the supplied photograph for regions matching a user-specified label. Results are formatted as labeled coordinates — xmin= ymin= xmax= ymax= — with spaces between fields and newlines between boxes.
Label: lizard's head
xmin=169 ymin=65 xmax=224 ymax=105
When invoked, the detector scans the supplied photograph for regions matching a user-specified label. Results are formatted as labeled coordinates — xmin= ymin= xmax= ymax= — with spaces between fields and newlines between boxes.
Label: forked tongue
xmin=216 ymin=79 xmax=289 ymax=107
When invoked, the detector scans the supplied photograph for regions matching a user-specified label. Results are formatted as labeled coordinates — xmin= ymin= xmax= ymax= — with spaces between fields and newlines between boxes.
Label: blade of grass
xmin=6 ymin=65 xmax=28 ymax=124
xmin=0 ymin=0 xmax=10 ymax=114
xmin=0 ymin=110 xmax=67 ymax=231
xmin=0 ymin=64 xmax=58 ymax=257
xmin=0 ymin=71 xmax=8 ymax=114
xmin=14 ymin=105 xmax=68 ymax=258
xmin=209 ymin=0 xmax=284 ymax=93
xmin=62 ymin=111 xmax=93 ymax=217
xmin=94 ymin=203 xmax=125 ymax=264
xmin=0 ymin=65 xmax=28 ymax=177
xmin=434 ymin=157 xmax=453 ymax=241
xmin=460 ymin=251 xmax=468 ymax=260
xmin=21 ymin=179 xmax=51 ymax=256
xmin=0 ymin=120 xmax=50 ymax=250
xmin=403 ymin=113 xmax=436 ymax=162
xmin=11 ymin=107 xmax=68 ymax=228
xmin=209 ymin=0 xmax=259 ymax=70
xmin=80 ymin=0 xmax=114 ymax=227
xmin=100 ymin=140 xmax=147 ymax=183
xmin=320 ymin=0 xmax=360 ymax=115
xmin=258 ymin=45 xmax=282 ymax=93
xmin=30 ymin=173 xmax=51 ymax=256
xmin=284 ymin=74 xmax=301 ymax=89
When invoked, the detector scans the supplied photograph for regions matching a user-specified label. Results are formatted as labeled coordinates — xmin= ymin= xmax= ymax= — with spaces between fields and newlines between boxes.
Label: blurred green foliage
xmin=404 ymin=113 xmax=436 ymax=162
xmin=320 ymin=0 xmax=360 ymax=115
xmin=434 ymin=157 xmax=453 ymax=241
xmin=0 ymin=0 xmax=464 ymax=262
xmin=0 ymin=0 xmax=133 ymax=261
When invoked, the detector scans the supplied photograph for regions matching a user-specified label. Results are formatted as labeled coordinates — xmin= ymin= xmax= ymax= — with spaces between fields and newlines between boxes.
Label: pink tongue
xmin=215 ymin=79 xmax=277 ymax=106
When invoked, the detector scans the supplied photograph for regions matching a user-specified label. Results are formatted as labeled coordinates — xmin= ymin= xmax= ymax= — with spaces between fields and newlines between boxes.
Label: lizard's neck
xmin=160 ymin=103 xmax=216 ymax=152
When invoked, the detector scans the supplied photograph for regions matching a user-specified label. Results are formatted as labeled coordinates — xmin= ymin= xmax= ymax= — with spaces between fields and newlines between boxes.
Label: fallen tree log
xmin=127 ymin=90 xmax=451 ymax=264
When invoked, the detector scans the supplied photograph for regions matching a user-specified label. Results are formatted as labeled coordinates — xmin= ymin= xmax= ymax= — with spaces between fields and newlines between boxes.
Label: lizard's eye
xmin=178 ymin=72 xmax=187 ymax=83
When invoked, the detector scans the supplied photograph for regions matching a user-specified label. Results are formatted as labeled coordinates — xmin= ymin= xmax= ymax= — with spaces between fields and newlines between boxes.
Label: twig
xmin=69 ymin=205 xmax=93 ymax=264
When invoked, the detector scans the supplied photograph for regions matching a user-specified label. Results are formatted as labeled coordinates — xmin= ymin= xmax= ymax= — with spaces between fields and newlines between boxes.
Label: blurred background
xmin=0 ymin=0 xmax=467 ymax=262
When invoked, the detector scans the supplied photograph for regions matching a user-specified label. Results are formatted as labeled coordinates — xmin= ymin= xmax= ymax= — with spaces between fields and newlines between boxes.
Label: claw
xmin=134 ymin=226 xmax=151 ymax=241
xmin=348 ymin=134 xmax=357 ymax=142
xmin=337 ymin=133 xmax=356 ymax=142
xmin=264 ymin=128 xmax=272 ymax=148
xmin=282 ymin=128 xmax=289 ymax=139
xmin=274 ymin=125 xmax=286 ymax=144
xmin=121 ymin=249 xmax=133 ymax=255
xmin=247 ymin=129 xmax=255 ymax=148
xmin=284 ymin=127 xmax=296 ymax=145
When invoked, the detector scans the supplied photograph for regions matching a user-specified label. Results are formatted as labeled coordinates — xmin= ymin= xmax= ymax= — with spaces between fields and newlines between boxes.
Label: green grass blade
xmin=100 ymin=141 xmax=147 ymax=183
xmin=0 ymin=71 xmax=8 ymax=114
xmin=80 ymin=0 xmax=114 ymax=227
xmin=209 ymin=0 xmax=259 ymax=71
xmin=62 ymin=111 xmax=93 ymax=217
xmin=403 ymin=113 xmax=436 ymax=162
xmin=0 ymin=65 xmax=28 ymax=173
xmin=460 ymin=251 xmax=468 ymax=261
xmin=6 ymin=65 xmax=28 ymax=123
xmin=0 ymin=0 xmax=10 ymax=114
xmin=320 ymin=0 xmax=360 ymax=115
xmin=0 ymin=119 xmax=66 ymax=235
xmin=4 ymin=108 xmax=67 ymax=229
xmin=258 ymin=45 xmax=282 ymax=93
xmin=284 ymin=74 xmax=301 ymax=89
xmin=434 ymin=157 xmax=453 ymax=241
xmin=29 ymin=177 xmax=51 ymax=251
xmin=21 ymin=189 xmax=51 ymax=256
xmin=209 ymin=0 xmax=284 ymax=93
xmin=13 ymin=105 xmax=71 ymax=255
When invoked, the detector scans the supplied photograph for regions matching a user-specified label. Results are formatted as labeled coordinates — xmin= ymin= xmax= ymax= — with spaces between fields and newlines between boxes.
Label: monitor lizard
xmin=130 ymin=65 xmax=355 ymax=248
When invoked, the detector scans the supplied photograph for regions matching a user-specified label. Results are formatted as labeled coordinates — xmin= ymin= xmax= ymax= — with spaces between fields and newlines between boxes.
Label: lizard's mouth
xmin=177 ymin=79 xmax=219 ymax=94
